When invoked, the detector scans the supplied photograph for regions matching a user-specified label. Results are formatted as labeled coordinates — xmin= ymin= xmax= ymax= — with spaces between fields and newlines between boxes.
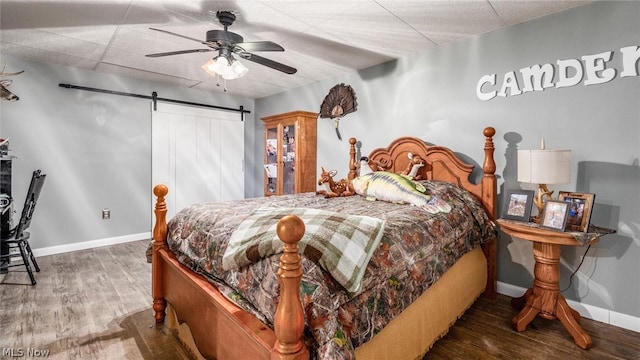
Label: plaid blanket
xmin=222 ymin=207 xmax=386 ymax=294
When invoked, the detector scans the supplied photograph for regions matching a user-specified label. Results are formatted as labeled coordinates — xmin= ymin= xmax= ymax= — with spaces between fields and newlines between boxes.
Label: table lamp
xmin=517 ymin=139 xmax=571 ymax=221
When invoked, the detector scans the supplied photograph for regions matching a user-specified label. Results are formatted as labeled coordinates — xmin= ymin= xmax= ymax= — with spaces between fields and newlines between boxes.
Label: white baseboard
xmin=32 ymin=232 xmax=151 ymax=257
xmin=498 ymin=281 xmax=640 ymax=334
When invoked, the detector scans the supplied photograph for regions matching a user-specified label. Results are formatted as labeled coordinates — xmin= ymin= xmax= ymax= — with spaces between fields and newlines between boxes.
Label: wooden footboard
xmin=152 ymin=185 xmax=308 ymax=359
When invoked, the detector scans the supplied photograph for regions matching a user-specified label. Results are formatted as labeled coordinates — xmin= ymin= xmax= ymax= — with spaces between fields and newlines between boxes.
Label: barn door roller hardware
xmin=58 ymin=83 xmax=250 ymax=120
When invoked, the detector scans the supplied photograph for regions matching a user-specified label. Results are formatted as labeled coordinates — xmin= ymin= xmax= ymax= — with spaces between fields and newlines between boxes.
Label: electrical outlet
xmin=102 ymin=208 xmax=110 ymax=220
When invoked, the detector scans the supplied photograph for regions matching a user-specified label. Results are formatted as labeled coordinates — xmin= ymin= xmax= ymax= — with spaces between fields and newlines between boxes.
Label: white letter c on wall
xmin=477 ymin=74 xmax=497 ymax=101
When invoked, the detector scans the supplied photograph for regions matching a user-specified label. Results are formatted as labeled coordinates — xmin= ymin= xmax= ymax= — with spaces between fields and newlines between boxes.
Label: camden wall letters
xmin=476 ymin=45 xmax=640 ymax=101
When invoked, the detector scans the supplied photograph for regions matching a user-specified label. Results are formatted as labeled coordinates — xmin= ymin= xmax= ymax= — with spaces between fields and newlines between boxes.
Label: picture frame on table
xmin=558 ymin=191 xmax=595 ymax=232
xmin=541 ymin=200 xmax=570 ymax=231
xmin=501 ymin=189 xmax=535 ymax=222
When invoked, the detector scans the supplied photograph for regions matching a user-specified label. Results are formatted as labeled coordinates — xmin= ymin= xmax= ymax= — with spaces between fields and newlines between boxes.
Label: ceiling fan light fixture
xmin=228 ymin=59 xmax=248 ymax=78
xmin=202 ymin=54 xmax=248 ymax=80
xmin=149 ymin=10 xmax=296 ymax=80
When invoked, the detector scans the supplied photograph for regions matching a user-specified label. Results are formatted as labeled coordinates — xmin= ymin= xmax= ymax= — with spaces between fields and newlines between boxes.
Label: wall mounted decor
xmin=319 ymin=83 xmax=358 ymax=140
xmin=477 ymin=45 xmax=640 ymax=101
xmin=0 ymin=64 xmax=24 ymax=102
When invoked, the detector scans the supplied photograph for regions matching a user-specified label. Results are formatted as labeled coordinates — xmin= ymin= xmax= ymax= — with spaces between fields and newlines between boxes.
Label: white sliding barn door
xmin=152 ymin=102 xmax=244 ymax=221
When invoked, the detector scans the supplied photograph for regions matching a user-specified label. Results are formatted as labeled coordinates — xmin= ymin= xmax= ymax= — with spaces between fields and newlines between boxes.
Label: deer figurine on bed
xmin=316 ymin=167 xmax=355 ymax=198
xmin=399 ymin=153 xmax=426 ymax=180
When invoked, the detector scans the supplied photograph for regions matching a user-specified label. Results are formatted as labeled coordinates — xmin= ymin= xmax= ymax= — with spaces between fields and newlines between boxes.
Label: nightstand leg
xmin=511 ymin=241 xmax=593 ymax=349
xmin=512 ymin=292 xmax=542 ymax=332
xmin=557 ymin=295 xmax=592 ymax=349
xmin=511 ymin=288 xmax=533 ymax=310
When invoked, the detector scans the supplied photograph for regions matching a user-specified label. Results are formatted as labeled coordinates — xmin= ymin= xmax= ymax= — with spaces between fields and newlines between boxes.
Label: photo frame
xmin=540 ymin=200 xmax=570 ymax=231
xmin=558 ymin=191 xmax=595 ymax=232
xmin=501 ymin=189 xmax=535 ymax=222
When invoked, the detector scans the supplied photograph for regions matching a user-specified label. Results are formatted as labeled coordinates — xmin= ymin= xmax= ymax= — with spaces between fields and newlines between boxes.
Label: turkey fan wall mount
xmin=146 ymin=10 xmax=296 ymax=84
xmin=319 ymin=83 xmax=358 ymax=140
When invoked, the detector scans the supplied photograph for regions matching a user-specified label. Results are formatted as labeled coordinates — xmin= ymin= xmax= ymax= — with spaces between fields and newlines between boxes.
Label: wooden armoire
xmin=261 ymin=110 xmax=317 ymax=196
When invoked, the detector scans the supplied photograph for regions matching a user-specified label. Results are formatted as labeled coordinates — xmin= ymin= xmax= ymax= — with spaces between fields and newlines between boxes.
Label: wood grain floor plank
xmin=0 ymin=240 xmax=191 ymax=360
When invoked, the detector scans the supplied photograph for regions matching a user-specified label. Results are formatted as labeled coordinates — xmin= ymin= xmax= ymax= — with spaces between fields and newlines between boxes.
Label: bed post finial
xmin=153 ymin=184 xmax=169 ymax=323
xmin=272 ymin=215 xmax=309 ymax=360
xmin=153 ymin=184 xmax=168 ymax=240
xmin=482 ymin=127 xmax=496 ymax=176
xmin=348 ymin=137 xmax=358 ymax=180
xmin=481 ymin=127 xmax=497 ymax=218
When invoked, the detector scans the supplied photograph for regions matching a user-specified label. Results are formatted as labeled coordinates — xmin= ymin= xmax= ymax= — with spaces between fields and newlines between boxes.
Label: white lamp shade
xmin=212 ymin=56 xmax=231 ymax=74
xmin=225 ymin=60 xmax=248 ymax=79
xmin=201 ymin=56 xmax=248 ymax=80
xmin=201 ymin=58 xmax=218 ymax=77
xmin=517 ymin=149 xmax=571 ymax=184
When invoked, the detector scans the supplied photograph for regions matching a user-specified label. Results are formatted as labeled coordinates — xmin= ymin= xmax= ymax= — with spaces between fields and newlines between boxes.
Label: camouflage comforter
xmin=166 ymin=180 xmax=497 ymax=359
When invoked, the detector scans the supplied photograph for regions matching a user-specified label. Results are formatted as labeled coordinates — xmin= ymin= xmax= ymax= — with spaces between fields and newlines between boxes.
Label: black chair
xmin=0 ymin=170 xmax=46 ymax=285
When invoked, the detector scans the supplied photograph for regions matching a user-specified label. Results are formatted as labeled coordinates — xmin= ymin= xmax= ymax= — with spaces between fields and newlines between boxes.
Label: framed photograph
xmin=265 ymin=139 xmax=278 ymax=157
xmin=540 ymin=200 xmax=570 ymax=231
xmin=558 ymin=192 xmax=595 ymax=232
xmin=501 ymin=189 xmax=535 ymax=222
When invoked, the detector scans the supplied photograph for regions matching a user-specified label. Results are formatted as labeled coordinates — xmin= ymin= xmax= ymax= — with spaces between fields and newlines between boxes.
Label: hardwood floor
xmin=427 ymin=295 xmax=640 ymax=359
xmin=0 ymin=240 xmax=190 ymax=360
xmin=1 ymin=240 xmax=638 ymax=359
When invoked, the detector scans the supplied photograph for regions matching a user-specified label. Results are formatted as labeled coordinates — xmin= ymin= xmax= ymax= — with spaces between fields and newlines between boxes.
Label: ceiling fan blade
xmin=149 ymin=27 xmax=206 ymax=44
xmin=146 ymin=49 xmax=212 ymax=58
xmin=206 ymin=30 xmax=243 ymax=45
xmin=241 ymin=53 xmax=297 ymax=74
xmin=235 ymin=41 xmax=284 ymax=52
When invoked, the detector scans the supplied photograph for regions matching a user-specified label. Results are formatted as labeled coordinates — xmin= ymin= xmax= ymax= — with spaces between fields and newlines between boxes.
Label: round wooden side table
xmin=497 ymin=219 xmax=615 ymax=350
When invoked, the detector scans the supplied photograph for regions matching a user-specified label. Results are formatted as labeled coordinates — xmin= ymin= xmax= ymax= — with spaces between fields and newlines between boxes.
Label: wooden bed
xmin=152 ymin=127 xmax=497 ymax=359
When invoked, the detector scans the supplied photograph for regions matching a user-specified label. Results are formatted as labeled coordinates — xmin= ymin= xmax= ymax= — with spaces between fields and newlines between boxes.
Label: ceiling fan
xmin=146 ymin=11 xmax=297 ymax=77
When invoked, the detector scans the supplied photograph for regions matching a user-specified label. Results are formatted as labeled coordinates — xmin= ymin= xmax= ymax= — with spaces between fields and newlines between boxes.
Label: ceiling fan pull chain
xmin=213 ymin=74 xmax=227 ymax=92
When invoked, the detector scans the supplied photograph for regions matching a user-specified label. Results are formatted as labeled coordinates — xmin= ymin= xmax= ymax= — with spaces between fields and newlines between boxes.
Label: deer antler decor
xmin=0 ymin=63 xmax=24 ymax=102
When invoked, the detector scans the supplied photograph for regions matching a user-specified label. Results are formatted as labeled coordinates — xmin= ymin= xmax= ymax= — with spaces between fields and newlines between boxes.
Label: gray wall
xmin=255 ymin=1 xmax=640 ymax=318
xmin=0 ymin=57 xmax=256 ymax=249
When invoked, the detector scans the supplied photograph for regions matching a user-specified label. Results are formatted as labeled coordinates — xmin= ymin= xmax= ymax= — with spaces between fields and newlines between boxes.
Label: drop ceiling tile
xmin=315 ymin=1 xmax=437 ymax=58
xmin=0 ymin=42 xmax=99 ymax=70
xmin=124 ymin=1 xmax=213 ymax=31
xmin=109 ymin=27 xmax=207 ymax=57
xmin=100 ymin=46 xmax=210 ymax=81
xmin=490 ymin=0 xmax=591 ymax=26
xmin=377 ymin=1 xmax=504 ymax=45
xmin=282 ymin=26 xmax=390 ymax=71
xmin=39 ymin=26 xmax=119 ymax=46
xmin=95 ymin=61 xmax=202 ymax=88
xmin=1 ymin=29 xmax=107 ymax=60
xmin=260 ymin=1 xmax=365 ymax=28
xmin=4 ymin=0 xmax=131 ymax=28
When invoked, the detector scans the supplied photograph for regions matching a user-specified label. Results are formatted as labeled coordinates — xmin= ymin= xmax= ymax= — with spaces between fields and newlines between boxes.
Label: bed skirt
xmin=164 ymin=246 xmax=486 ymax=359
xmin=355 ymin=246 xmax=487 ymax=359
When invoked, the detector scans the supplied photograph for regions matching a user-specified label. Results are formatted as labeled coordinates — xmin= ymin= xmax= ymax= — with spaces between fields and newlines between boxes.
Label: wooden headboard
xmin=345 ymin=127 xmax=498 ymax=298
